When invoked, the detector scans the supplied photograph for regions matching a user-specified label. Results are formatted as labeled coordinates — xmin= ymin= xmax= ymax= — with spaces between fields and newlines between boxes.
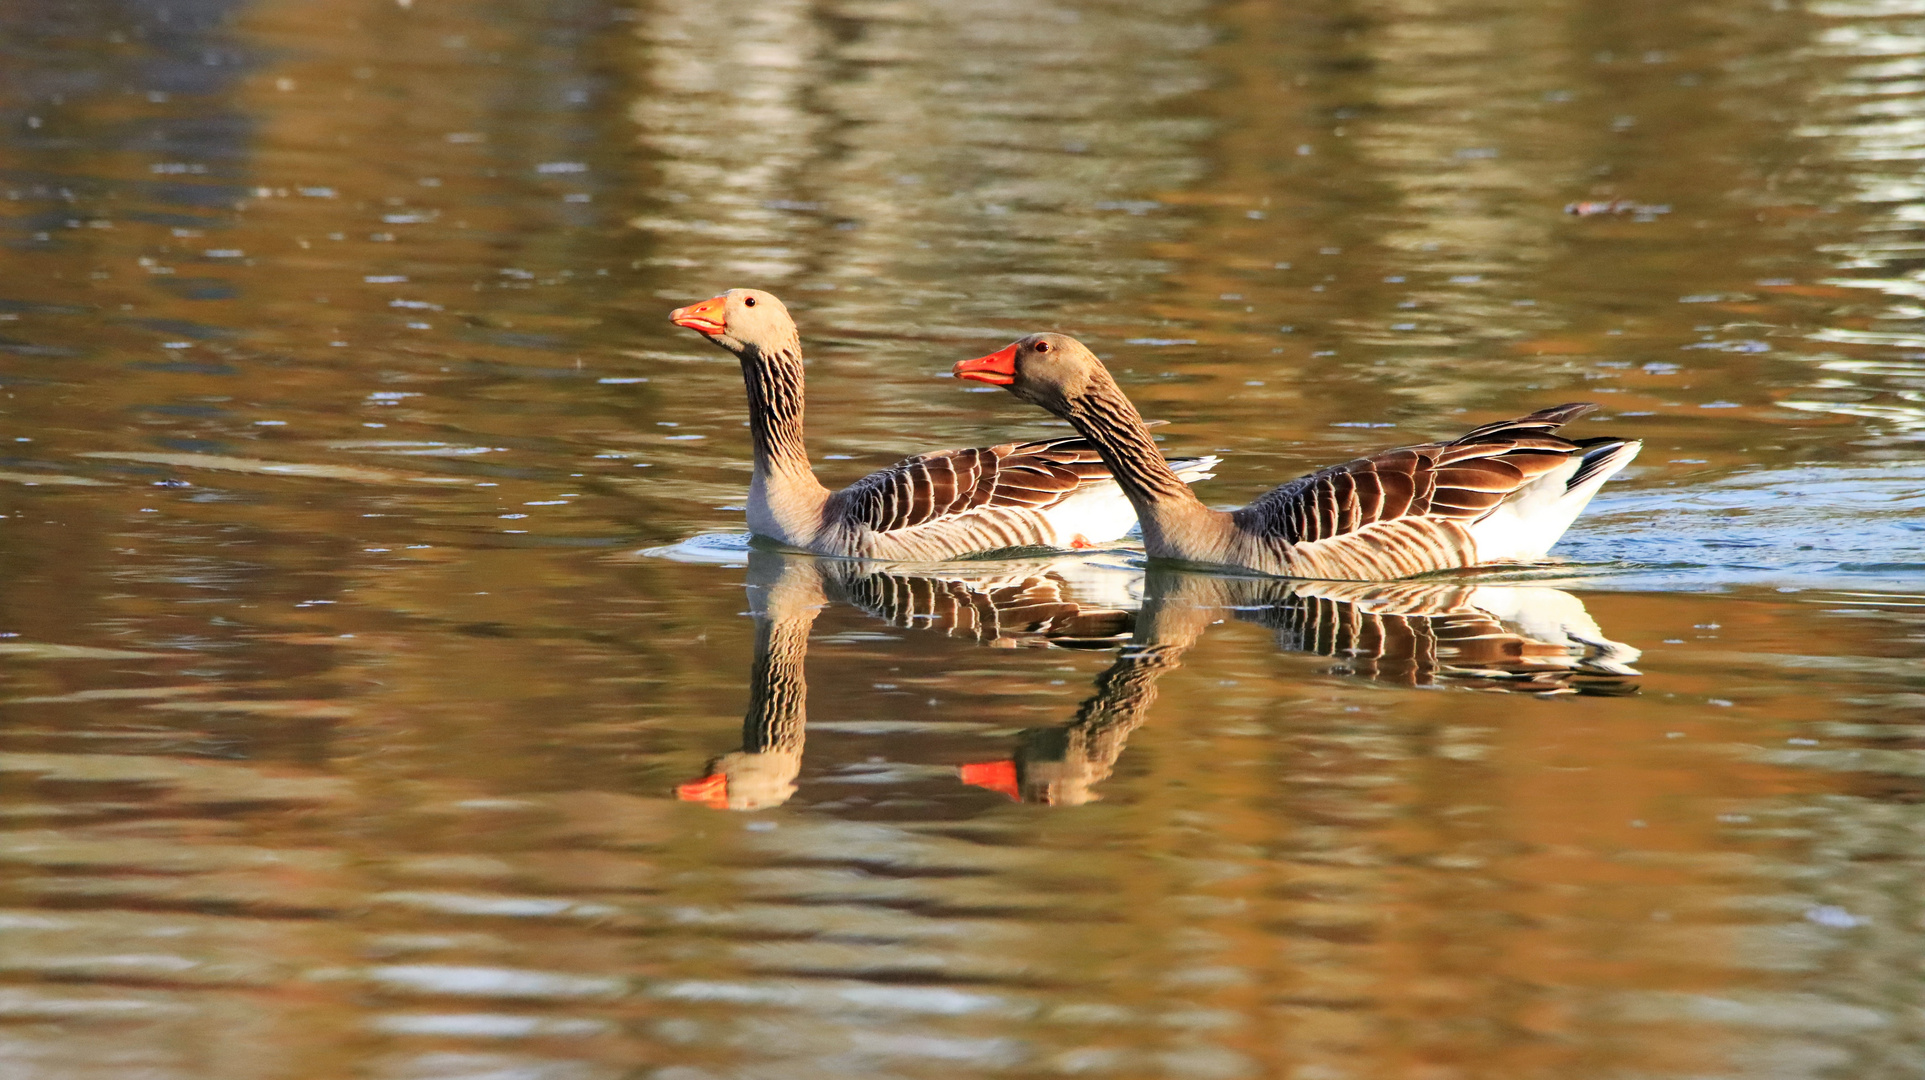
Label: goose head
xmin=670 ymin=288 xmax=798 ymax=359
xmin=952 ymin=333 xmax=1111 ymax=416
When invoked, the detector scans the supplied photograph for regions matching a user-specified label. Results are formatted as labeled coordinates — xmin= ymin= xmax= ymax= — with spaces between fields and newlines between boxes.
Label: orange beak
xmin=675 ymin=772 xmax=730 ymax=808
xmin=670 ymin=295 xmax=728 ymax=336
xmin=959 ymin=759 xmax=1021 ymax=800
xmin=952 ymin=343 xmax=1019 ymax=386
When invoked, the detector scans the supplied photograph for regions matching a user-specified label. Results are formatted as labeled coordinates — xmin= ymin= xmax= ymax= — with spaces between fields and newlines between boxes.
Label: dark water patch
xmin=127 ymin=359 xmax=237 ymax=375
xmin=458 ymin=328 xmax=571 ymax=352
xmin=0 ymin=1 xmax=1921 ymax=1077
xmin=148 ymin=277 xmax=238 ymax=301
xmin=0 ymin=298 xmax=89 ymax=316
xmin=0 ymin=172 xmax=251 ymax=212
xmin=0 ymin=338 xmax=79 ymax=358
xmin=117 ymin=318 xmax=237 ymax=340
xmin=131 ymin=404 xmax=232 ymax=419
xmin=116 ymin=210 xmax=228 ymax=230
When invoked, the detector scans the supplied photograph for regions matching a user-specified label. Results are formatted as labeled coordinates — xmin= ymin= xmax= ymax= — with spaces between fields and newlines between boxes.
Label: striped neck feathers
xmin=1059 ymin=378 xmax=1210 ymax=515
xmin=738 ymin=338 xmax=812 ymax=477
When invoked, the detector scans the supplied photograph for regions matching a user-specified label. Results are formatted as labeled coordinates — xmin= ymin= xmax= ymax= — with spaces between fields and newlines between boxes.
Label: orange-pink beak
xmin=670 ymin=295 xmax=728 ymax=336
xmin=959 ymin=759 xmax=1020 ymax=800
xmin=952 ymin=343 xmax=1019 ymax=386
xmin=676 ymin=772 xmax=730 ymax=808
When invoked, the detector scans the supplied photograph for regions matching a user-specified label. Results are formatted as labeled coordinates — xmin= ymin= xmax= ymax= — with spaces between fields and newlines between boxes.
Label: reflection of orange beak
xmin=952 ymin=343 xmax=1019 ymax=386
xmin=670 ymin=295 xmax=728 ymax=336
xmin=959 ymin=759 xmax=1020 ymax=800
xmin=676 ymin=772 xmax=730 ymax=808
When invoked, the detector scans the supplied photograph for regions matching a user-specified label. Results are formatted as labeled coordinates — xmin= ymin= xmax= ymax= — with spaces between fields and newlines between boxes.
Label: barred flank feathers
xmin=839 ymin=437 xmax=1086 ymax=536
xmin=1234 ymin=401 xmax=1606 ymax=572
xmin=833 ymin=434 xmax=1211 ymax=557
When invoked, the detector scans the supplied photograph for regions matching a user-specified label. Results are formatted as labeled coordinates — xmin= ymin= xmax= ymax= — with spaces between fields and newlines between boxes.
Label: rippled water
xmin=3 ymin=1 xmax=1925 ymax=1078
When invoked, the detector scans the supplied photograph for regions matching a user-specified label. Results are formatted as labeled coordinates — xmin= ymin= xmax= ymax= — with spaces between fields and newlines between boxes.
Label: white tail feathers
xmin=1468 ymin=440 xmax=1641 ymax=562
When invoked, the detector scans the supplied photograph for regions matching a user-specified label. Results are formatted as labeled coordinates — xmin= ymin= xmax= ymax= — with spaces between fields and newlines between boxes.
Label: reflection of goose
xmin=954 ymin=335 xmax=1639 ymax=579
xmin=1244 ymin=578 xmax=1641 ymax=694
xmin=962 ymin=568 xmax=1641 ymax=806
xmin=828 ymin=561 xmax=1138 ymax=649
xmin=674 ymin=550 xmax=825 ymax=811
xmin=669 ymin=291 xmax=1216 ymax=560
xmin=676 ymin=548 xmax=1146 ymax=810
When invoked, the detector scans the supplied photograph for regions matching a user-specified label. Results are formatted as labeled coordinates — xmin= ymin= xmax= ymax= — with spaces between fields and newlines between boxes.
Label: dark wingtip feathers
xmin=1565 ymin=438 xmax=1638 ymax=491
xmin=1450 ymin=402 xmax=1598 ymax=446
xmin=1521 ymin=402 xmax=1599 ymax=425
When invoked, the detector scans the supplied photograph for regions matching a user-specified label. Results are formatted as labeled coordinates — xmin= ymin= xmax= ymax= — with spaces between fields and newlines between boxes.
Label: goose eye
xmin=743 ymin=296 xmax=757 ymax=307
xmin=1034 ymin=340 xmax=1050 ymax=353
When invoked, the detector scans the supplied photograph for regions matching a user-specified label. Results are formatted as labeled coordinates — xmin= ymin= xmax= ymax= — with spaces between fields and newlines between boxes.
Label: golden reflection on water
xmin=0 ymin=0 xmax=1923 ymax=1078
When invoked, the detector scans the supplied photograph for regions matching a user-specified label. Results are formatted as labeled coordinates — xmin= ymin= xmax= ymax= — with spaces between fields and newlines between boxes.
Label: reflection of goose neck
xmin=1042 ymin=640 xmax=1186 ymax=792
xmin=743 ymin=613 xmax=811 ymax=754
xmin=997 ymin=578 xmax=1216 ymax=805
xmin=678 ymin=552 xmax=826 ymax=811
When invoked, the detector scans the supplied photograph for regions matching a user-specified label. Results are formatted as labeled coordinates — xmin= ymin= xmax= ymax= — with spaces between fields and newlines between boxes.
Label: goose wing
xmin=1231 ymin=404 xmax=1600 ymax=573
xmin=831 ymin=434 xmax=1113 ymax=537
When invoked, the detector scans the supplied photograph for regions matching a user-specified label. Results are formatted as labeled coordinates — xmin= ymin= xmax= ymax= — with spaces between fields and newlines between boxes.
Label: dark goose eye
xmin=743 ymin=296 xmax=757 ymax=307
xmin=1034 ymin=340 xmax=1050 ymax=353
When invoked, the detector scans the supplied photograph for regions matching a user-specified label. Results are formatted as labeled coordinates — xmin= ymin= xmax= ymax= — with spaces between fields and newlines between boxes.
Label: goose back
xmin=823 ymin=434 xmax=1216 ymax=561
xmin=1227 ymin=404 xmax=1634 ymax=577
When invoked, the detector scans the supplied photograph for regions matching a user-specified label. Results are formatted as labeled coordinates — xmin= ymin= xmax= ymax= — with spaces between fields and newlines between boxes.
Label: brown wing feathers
xmin=842 ymin=435 xmax=1101 ymax=537
xmin=1239 ymin=403 xmax=1596 ymax=546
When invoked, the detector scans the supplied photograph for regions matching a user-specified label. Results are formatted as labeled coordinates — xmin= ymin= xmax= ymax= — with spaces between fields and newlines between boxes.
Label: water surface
xmin=2 ymin=1 xmax=1924 ymax=1077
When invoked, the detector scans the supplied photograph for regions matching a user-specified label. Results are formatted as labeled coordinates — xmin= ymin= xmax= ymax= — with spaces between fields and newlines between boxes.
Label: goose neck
xmin=740 ymin=342 xmax=812 ymax=479
xmin=1060 ymin=388 xmax=1217 ymax=543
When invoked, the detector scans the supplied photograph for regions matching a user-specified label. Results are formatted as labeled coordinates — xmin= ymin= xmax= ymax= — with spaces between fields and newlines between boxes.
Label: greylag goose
xmin=960 ymin=567 xmax=1640 ymax=805
xmin=953 ymin=334 xmax=1640 ymax=580
xmin=669 ymin=291 xmax=1217 ymax=560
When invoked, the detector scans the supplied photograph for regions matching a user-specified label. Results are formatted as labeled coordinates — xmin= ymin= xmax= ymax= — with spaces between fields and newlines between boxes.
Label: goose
xmin=669 ymin=291 xmax=1218 ymax=561
xmin=952 ymin=334 xmax=1640 ymax=580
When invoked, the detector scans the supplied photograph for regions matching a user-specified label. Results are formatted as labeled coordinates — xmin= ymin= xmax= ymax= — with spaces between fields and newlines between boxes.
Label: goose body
xmin=953 ymin=334 xmax=1640 ymax=581
xmin=669 ymin=290 xmax=1217 ymax=561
